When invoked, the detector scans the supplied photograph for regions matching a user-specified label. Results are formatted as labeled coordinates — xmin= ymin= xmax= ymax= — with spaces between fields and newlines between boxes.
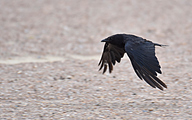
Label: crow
xmin=98 ymin=34 xmax=167 ymax=90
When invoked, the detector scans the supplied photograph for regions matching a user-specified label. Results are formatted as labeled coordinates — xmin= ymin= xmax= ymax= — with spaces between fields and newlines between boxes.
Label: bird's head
xmin=101 ymin=34 xmax=125 ymax=48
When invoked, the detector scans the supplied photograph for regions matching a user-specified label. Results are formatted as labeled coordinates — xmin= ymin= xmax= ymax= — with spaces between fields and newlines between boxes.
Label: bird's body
xmin=98 ymin=34 xmax=167 ymax=90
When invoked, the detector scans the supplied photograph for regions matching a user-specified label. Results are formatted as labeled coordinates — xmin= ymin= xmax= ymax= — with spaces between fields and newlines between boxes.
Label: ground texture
xmin=0 ymin=0 xmax=192 ymax=119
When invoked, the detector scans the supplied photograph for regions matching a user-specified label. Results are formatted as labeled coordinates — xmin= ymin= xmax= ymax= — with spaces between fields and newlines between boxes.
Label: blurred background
xmin=0 ymin=0 xmax=192 ymax=119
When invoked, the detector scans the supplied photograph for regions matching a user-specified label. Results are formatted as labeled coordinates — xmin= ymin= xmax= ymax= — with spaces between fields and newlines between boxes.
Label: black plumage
xmin=98 ymin=34 xmax=167 ymax=90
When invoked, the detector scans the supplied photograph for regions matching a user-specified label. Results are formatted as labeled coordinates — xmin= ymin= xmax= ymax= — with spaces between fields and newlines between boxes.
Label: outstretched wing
xmin=125 ymin=40 xmax=167 ymax=90
xmin=98 ymin=43 xmax=125 ymax=74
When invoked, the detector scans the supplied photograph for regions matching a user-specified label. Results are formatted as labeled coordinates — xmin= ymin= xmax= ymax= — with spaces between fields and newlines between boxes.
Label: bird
xmin=98 ymin=34 xmax=167 ymax=90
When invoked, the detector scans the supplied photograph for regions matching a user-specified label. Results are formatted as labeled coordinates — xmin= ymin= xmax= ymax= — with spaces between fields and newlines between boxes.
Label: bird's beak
xmin=101 ymin=39 xmax=109 ymax=42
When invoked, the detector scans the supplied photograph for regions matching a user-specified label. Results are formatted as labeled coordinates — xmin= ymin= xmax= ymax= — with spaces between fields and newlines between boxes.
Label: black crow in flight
xmin=98 ymin=34 xmax=167 ymax=90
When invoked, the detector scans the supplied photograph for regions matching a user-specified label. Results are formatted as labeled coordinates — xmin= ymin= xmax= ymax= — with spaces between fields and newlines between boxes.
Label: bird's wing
xmin=125 ymin=40 xmax=167 ymax=90
xmin=98 ymin=43 xmax=125 ymax=74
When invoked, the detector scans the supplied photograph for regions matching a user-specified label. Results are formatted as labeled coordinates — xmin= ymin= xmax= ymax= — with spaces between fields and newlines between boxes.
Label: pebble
xmin=66 ymin=75 xmax=72 ymax=79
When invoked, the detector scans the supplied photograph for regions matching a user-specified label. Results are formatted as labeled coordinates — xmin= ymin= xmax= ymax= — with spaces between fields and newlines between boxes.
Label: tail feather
xmin=154 ymin=43 xmax=168 ymax=47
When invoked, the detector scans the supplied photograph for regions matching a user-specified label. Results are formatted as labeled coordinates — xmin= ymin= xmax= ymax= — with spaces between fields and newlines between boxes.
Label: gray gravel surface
xmin=0 ymin=0 xmax=192 ymax=119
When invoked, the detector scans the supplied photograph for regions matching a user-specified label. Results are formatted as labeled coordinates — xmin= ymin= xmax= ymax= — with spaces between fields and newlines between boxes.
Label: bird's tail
xmin=154 ymin=43 xmax=168 ymax=47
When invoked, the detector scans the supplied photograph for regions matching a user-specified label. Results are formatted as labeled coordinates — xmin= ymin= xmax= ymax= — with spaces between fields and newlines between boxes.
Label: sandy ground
xmin=0 ymin=0 xmax=192 ymax=119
